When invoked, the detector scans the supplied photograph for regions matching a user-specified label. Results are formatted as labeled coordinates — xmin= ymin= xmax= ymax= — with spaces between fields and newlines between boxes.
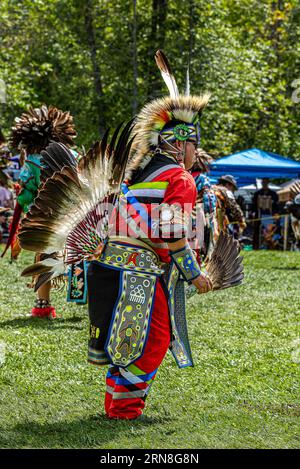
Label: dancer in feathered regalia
xmin=284 ymin=180 xmax=300 ymax=250
xmin=213 ymin=175 xmax=246 ymax=235
xmin=190 ymin=149 xmax=218 ymax=263
xmin=3 ymin=105 xmax=77 ymax=318
xmin=18 ymin=51 xmax=244 ymax=420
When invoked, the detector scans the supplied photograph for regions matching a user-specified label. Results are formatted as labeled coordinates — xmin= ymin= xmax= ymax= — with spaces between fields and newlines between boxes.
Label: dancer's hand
xmin=192 ymin=272 xmax=213 ymax=294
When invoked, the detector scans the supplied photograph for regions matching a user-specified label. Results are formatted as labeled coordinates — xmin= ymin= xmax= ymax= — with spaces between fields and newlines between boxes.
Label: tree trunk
xmin=147 ymin=0 xmax=168 ymax=98
xmin=84 ymin=0 xmax=106 ymax=135
xmin=132 ymin=0 xmax=138 ymax=116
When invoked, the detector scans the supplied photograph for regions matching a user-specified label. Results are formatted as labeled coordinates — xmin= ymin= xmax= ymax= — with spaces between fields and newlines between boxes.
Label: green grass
xmin=0 ymin=249 xmax=299 ymax=449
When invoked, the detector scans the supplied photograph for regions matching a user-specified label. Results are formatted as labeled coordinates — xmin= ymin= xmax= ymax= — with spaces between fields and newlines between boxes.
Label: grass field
xmin=0 ymin=249 xmax=299 ymax=449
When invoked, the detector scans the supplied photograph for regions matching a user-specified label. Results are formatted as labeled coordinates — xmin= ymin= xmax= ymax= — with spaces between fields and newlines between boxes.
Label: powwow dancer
xmin=190 ymin=149 xmax=218 ymax=263
xmin=18 ymin=51 xmax=244 ymax=420
xmin=213 ymin=175 xmax=246 ymax=235
xmin=2 ymin=105 xmax=77 ymax=318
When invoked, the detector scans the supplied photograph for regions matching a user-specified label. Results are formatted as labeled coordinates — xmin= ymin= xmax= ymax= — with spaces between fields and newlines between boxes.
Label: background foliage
xmin=0 ymin=0 xmax=299 ymax=158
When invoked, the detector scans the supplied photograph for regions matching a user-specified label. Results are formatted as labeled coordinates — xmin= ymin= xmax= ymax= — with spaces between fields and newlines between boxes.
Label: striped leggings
xmin=104 ymin=280 xmax=171 ymax=420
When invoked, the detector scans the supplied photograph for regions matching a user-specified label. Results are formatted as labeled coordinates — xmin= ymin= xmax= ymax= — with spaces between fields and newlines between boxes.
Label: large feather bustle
xmin=205 ymin=231 xmax=244 ymax=290
xmin=18 ymin=121 xmax=135 ymax=264
xmin=127 ymin=94 xmax=210 ymax=175
xmin=10 ymin=105 xmax=77 ymax=154
xmin=290 ymin=180 xmax=300 ymax=199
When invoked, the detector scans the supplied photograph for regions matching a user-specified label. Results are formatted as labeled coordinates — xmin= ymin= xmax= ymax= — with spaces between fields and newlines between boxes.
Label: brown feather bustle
xmin=18 ymin=121 xmax=135 ymax=265
xmin=206 ymin=231 xmax=244 ymax=290
xmin=10 ymin=105 xmax=77 ymax=153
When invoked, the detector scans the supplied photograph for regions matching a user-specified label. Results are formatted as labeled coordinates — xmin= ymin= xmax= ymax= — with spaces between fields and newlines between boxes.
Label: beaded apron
xmin=89 ymin=237 xmax=194 ymax=369
xmin=67 ymin=260 xmax=88 ymax=304
xmin=98 ymin=240 xmax=164 ymax=367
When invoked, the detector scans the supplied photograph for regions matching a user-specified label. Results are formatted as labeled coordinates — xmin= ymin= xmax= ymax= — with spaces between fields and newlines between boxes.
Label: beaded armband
xmin=170 ymin=245 xmax=202 ymax=283
xmin=158 ymin=203 xmax=189 ymax=239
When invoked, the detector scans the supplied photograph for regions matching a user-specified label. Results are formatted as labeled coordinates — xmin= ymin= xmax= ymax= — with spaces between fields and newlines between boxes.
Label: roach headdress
xmin=128 ymin=50 xmax=210 ymax=173
xmin=10 ymin=105 xmax=77 ymax=154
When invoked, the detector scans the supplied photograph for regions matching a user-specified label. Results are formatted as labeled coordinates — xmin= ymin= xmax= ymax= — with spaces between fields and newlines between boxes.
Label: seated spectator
xmin=252 ymin=178 xmax=279 ymax=249
xmin=261 ymin=217 xmax=282 ymax=250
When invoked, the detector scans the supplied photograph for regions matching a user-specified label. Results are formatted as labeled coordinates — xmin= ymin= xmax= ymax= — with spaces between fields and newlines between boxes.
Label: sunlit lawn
xmin=0 ymin=249 xmax=299 ymax=449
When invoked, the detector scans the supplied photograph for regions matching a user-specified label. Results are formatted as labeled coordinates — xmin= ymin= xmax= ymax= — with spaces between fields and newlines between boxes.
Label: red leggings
xmin=104 ymin=280 xmax=171 ymax=419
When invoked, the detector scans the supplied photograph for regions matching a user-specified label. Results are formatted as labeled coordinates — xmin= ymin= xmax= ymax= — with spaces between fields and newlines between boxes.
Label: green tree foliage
xmin=0 ymin=0 xmax=299 ymax=158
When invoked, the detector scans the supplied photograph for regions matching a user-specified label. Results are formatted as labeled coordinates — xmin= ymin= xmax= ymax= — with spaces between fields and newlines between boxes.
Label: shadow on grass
xmin=273 ymin=267 xmax=300 ymax=271
xmin=0 ymin=316 xmax=85 ymax=330
xmin=3 ymin=413 xmax=170 ymax=448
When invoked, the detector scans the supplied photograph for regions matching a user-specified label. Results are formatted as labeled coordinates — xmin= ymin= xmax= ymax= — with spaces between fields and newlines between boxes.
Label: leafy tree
xmin=0 ymin=0 xmax=299 ymax=159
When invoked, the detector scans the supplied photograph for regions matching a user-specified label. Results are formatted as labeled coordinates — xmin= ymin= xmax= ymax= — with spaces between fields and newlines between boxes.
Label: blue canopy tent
xmin=209 ymin=148 xmax=300 ymax=187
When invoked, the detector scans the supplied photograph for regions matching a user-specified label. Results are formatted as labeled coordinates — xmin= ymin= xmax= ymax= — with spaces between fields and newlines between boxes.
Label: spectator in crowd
xmin=0 ymin=207 xmax=13 ymax=244
xmin=0 ymin=177 xmax=14 ymax=245
xmin=0 ymin=208 xmax=6 ymax=242
xmin=0 ymin=180 xmax=14 ymax=209
xmin=213 ymin=174 xmax=246 ymax=236
xmin=252 ymin=178 xmax=279 ymax=249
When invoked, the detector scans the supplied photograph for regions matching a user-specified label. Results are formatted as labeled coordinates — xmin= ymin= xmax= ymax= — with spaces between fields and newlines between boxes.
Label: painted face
xmin=160 ymin=123 xmax=197 ymax=145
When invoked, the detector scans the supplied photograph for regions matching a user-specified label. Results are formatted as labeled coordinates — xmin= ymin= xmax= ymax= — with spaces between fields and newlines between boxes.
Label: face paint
xmin=160 ymin=123 xmax=197 ymax=144
xmin=195 ymin=121 xmax=201 ymax=147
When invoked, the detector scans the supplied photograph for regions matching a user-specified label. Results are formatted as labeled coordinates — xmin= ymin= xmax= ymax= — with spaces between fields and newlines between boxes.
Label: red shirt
xmin=115 ymin=161 xmax=197 ymax=263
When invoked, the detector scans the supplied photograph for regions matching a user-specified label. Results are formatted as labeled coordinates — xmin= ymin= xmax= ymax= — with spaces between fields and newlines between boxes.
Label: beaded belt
xmin=97 ymin=237 xmax=165 ymax=276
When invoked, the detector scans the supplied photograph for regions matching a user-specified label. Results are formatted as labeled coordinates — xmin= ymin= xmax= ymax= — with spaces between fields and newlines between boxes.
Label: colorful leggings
xmin=104 ymin=280 xmax=171 ymax=419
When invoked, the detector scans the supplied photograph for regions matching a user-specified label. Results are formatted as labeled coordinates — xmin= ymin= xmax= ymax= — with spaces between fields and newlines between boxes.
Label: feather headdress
xmin=128 ymin=50 xmax=210 ymax=172
xmin=10 ymin=105 xmax=77 ymax=154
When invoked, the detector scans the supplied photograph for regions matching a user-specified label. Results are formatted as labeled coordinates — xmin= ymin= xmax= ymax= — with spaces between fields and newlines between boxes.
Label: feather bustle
xmin=206 ymin=232 xmax=244 ymax=290
xmin=18 ymin=120 xmax=136 ymax=263
xmin=10 ymin=105 xmax=76 ymax=154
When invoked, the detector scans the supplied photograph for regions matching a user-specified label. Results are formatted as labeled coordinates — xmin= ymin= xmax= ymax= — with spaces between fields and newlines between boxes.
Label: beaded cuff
xmin=170 ymin=245 xmax=202 ymax=283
